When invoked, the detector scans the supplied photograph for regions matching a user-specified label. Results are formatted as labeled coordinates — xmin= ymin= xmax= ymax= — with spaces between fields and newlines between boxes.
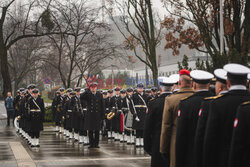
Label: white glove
xmin=135 ymin=116 xmax=140 ymax=122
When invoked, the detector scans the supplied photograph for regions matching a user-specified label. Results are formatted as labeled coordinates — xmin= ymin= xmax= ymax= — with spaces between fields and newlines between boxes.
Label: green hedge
xmin=45 ymin=106 xmax=53 ymax=122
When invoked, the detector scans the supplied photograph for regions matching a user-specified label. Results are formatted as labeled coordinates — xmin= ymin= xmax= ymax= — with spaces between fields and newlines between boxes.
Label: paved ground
xmin=0 ymin=101 xmax=150 ymax=167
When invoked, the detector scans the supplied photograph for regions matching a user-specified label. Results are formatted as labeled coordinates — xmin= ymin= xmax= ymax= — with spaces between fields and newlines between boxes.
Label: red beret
xmin=179 ymin=69 xmax=190 ymax=76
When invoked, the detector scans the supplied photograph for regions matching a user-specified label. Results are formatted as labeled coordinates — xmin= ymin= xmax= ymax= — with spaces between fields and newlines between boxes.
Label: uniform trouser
xmin=151 ymin=151 xmax=170 ymax=167
xmin=136 ymin=129 xmax=143 ymax=138
xmin=89 ymin=130 xmax=99 ymax=146
xmin=7 ymin=110 xmax=15 ymax=126
xmin=31 ymin=131 xmax=40 ymax=138
xmin=125 ymin=129 xmax=134 ymax=135
xmin=79 ymin=130 xmax=87 ymax=136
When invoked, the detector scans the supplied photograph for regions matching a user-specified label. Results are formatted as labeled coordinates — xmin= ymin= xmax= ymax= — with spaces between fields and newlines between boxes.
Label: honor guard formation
xmin=12 ymin=63 xmax=250 ymax=167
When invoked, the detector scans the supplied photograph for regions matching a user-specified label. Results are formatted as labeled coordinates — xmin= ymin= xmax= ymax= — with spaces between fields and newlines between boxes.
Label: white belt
xmin=83 ymin=109 xmax=87 ymax=111
xmin=67 ymin=110 xmax=72 ymax=112
xmin=30 ymin=109 xmax=41 ymax=112
xmin=134 ymin=105 xmax=147 ymax=108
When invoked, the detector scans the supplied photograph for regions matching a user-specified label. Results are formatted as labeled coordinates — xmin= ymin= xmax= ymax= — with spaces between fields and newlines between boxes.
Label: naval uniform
xmin=144 ymin=92 xmax=172 ymax=167
xmin=194 ymin=91 xmax=228 ymax=167
xmin=55 ymin=95 xmax=64 ymax=127
xmin=27 ymin=95 xmax=45 ymax=138
xmin=131 ymin=92 xmax=148 ymax=138
xmin=80 ymin=90 xmax=105 ymax=147
xmin=203 ymin=86 xmax=250 ymax=167
xmin=176 ymin=90 xmax=213 ymax=167
xmin=228 ymin=101 xmax=250 ymax=167
xmin=110 ymin=95 xmax=123 ymax=136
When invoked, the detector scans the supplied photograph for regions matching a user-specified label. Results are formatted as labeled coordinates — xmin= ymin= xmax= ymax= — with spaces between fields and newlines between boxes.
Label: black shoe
xmin=88 ymin=145 xmax=95 ymax=149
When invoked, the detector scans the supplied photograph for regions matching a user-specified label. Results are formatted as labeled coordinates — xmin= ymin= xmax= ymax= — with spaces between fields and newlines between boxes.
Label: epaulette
xmin=180 ymin=96 xmax=190 ymax=101
xmin=204 ymin=94 xmax=223 ymax=100
xmin=241 ymin=101 xmax=250 ymax=106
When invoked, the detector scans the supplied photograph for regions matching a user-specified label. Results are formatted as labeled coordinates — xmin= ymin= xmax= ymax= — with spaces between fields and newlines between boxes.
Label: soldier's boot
xmin=31 ymin=138 xmax=35 ymax=147
xmin=120 ymin=134 xmax=124 ymax=143
xmin=35 ymin=138 xmax=40 ymax=147
xmin=115 ymin=133 xmax=119 ymax=141
xmin=69 ymin=132 xmax=73 ymax=139
xmin=83 ymin=136 xmax=88 ymax=145
xmin=131 ymin=135 xmax=135 ymax=144
xmin=64 ymin=130 xmax=67 ymax=136
xmin=124 ymin=135 xmax=127 ymax=143
xmin=127 ymin=135 xmax=131 ymax=144
xmin=111 ymin=131 xmax=115 ymax=139
xmin=66 ymin=130 xmax=70 ymax=137
xmin=139 ymin=138 xmax=144 ymax=147
xmin=108 ymin=131 xmax=112 ymax=139
xmin=79 ymin=136 xmax=84 ymax=144
xmin=74 ymin=133 xmax=79 ymax=142
xmin=55 ymin=126 xmax=59 ymax=132
xmin=135 ymin=138 xmax=140 ymax=147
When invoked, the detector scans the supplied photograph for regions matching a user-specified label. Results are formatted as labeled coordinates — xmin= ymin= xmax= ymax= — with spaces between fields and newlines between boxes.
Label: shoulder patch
xmin=204 ymin=94 xmax=223 ymax=100
xmin=241 ymin=101 xmax=250 ymax=106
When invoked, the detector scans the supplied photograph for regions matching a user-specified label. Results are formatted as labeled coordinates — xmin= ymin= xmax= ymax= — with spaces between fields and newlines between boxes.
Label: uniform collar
xmin=219 ymin=90 xmax=228 ymax=95
xmin=229 ymin=85 xmax=247 ymax=91
xmin=178 ymin=87 xmax=194 ymax=93
xmin=196 ymin=89 xmax=209 ymax=92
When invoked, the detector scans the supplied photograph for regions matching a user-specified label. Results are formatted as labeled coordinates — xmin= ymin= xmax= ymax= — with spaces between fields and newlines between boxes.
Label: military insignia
xmin=178 ymin=110 xmax=181 ymax=117
xmin=234 ymin=118 xmax=238 ymax=128
xmin=204 ymin=94 xmax=223 ymax=100
xmin=198 ymin=109 xmax=202 ymax=117
xmin=242 ymin=101 xmax=250 ymax=105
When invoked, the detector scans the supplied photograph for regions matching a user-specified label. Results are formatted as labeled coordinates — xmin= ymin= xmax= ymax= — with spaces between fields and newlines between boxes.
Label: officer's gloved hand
xmin=135 ymin=116 xmax=140 ymax=122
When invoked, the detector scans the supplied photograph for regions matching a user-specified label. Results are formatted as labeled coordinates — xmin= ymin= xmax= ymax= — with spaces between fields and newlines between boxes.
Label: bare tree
xmin=8 ymin=37 xmax=44 ymax=91
xmin=41 ymin=0 xmax=118 ymax=88
xmin=106 ymin=0 xmax=162 ymax=86
xmin=0 ymin=0 xmax=71 ymax=96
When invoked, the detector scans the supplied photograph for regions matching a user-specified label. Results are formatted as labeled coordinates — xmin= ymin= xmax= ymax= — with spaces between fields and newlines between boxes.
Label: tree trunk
xmin=151 ymin=64 xmax=158 ymax=87
xmin=0 ymin=45 xmax=12 ymax=97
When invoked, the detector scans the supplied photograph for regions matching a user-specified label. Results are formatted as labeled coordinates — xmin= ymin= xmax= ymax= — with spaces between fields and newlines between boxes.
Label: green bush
xmin=44 ymin=106 xmax=53 ymax=122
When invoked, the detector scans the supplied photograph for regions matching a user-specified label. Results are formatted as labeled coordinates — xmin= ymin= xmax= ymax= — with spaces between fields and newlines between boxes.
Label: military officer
xmin=124 ymin=87 xmax=135 ymax=145
xmin=55 ymin=88 xmax=65 ymax=133
xmin=228 ymin=101 xmax=250 ymax=167
xmin=119 ymin=89 xmax=127 ymax=142
xmin=79 ymin=88 xmax=88 ymax=145
xmin=203 ymin=64 xmax=250 ymax=167
xmin=107 ymin=89 xmax=114 ymax=138
xmin=52 ymin=91 xmax=60 ymax=131
xmin=144 ymin=77 xmax=174 ymax=167
xmin=27 ymin=88 xmax=45 ymax=147
xmin=131 ymin=83 xmax=149 ymax=147
xmin=71 ymin=87 xmax=82 ymax=142
xmin=80 ymin=82 xmax=105 ymax=148
xmin=102 ymin=91 xmax=109 ymax=138
xmin=145 ymin=89 xmax=152 ymax=99
xmin=194 ymin=69 xmax=228 ymax=167
xmin=150 ymin=87 xmax=158 ymax=100
xmin=160 ymin=69 xmax=194 ymax=167
xmin=110 ymin=87 xmax=123 ymax=141
xmin=24 ymin=84 xmax=36 ymax=145
xmin=63 ymin=88 xmax=73 ymax=138
xmin=175 ymin=70 xmax=214 ymax=167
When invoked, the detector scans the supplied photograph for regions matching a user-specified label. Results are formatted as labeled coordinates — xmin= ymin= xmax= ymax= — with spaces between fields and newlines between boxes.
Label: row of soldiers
xmin=13 ymin=84 xmax=45 ymax=147
xmin=143 ymin=63 xmax=250 ymax=167
xmin=51 ymin=83 xmax=161 ymax=147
